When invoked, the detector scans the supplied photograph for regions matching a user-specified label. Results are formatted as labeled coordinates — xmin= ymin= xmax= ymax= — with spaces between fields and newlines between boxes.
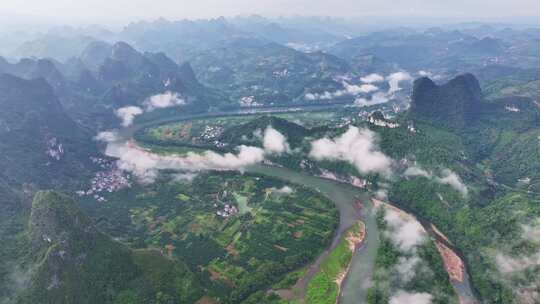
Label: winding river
xmin=116 ymin=107 xmax=478 ymax=304
xmin=247 ymin=165 xmax=379 ymax=304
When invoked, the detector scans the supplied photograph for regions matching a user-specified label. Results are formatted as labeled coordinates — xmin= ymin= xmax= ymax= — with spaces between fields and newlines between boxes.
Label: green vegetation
xmin=189 ymin=40 xmax=351 ymax=105
xmin=16 ymin=191 xmax=203 ymax=304
xmin=136 ymin=97 xmax=539 ymax=304
xmin=306 ymin=221 xmax=364 ymax=304
xmin=136 ymin=112 xmax=352 ymax=154
xmin=82 ymin=172 xmax=339 ymax=303
xmin=366 ymin=208 xmax=458 ymax=304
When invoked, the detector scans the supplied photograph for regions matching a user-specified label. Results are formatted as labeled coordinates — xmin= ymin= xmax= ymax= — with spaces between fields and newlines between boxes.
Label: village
xmin=76 ymin=157 xmax=132 ymax=202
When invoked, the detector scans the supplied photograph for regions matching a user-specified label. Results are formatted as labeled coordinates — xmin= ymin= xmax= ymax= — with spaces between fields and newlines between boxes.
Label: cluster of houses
xmin=368 ymin=113 xmax=400 ymax=128
xmin=214 ymin=202 xmax=239 ymax=218
xmin=239 ymin=96 xmax=263 ymax=107
xmin=505 ymin=105 xmax=520 ymax=112
xmin=361 ymin=110 xmax=417 ymax=133
xmin=273 ymin=69 xmax=290 ymax=78
xmin=213 ymin=189 xmax=240 ymax=218
xmin=76 ymin=157 xmax=132 ymax=202
xmin=199 ymin=125 xmax=228 ymax=148
xmin=200 ymin=125 xmax=224 ymax=141
xmin=45 ymin=137 xmax=64 ymax=161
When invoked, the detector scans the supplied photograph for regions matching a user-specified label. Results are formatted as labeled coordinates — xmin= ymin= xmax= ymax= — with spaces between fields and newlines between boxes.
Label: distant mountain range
xmin=0 ymin=41 xmax=228 ymax=129
xmin=189 ymin=38 xmax=354 ymax=105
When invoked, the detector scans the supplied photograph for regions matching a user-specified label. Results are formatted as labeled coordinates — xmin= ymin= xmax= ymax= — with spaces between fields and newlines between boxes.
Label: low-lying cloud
xmin=404 ymin=166 xmax=468 ymax=197
xmin=384 ymin=208 xmax=427 ymax=252
xmin=361 ymin=73 xmax=385 ymax=84
xmin=494 ymin=222 xmax=540 ymax=302
xmin=115 ymin=91 xmax=185 ymax=126
xmin=263 ymin=126 xmax=290 ymax=154
xmin=171 ymin=172 xmax=198 ymax=183
xmin=403 ymin=166 xmax=431 ymax=178
xmin=353 ymin=71 xmax=412 ymax=107
xmin=144 ymin=91 xmax=185 ymax=111
xmin=309 ymin=126 xmax=393 ymax=177
xmin=396 ymin=256 xmax=421 ymax=282
xmin=103 ymin=140 xmax=265 ymax=184
xmin=94 ymin=130 xmax=120 ymax=142
xmin=496 ymin=222 xmax=540 ymax=274
xmin=495 ymin=252 xmax=540 ymax=274
xmin=387 ymin=72 xmax=412 ymax=94
xmin=436 ymin=169 xmax=468 ymax=197
xmin=96 ymin=124 xmax=290 ymax=184
xmin=343 ymin=82 xmax=379 ymax=94
xmin=115 ymin=106 xmax=143 ymax=127
xmin=304 ymin=81 xmax=379 ymax=101
xmin=306 ymin=71 xmax=410 ymax=105
xmin=389 ymin=290 xmax=432 ymax=304
xmin=418 ymin=70 xmax=443 ymax=80
xmin=354 ymin=92 xmax=390 ymax=107
xmin=270 ymin=186 xmax=294 ymax=195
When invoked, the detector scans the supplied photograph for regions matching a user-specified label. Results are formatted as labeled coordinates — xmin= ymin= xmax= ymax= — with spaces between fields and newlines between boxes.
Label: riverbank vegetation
xmin=366 ymin=207 xmax=458 ymax=304
xmin=306 ymin=221 xmax=365 ymax=304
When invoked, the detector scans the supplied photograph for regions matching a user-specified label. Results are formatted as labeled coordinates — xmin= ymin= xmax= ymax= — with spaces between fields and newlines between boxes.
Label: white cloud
xmin=403 ymin=166 xmax=432 ymax=178
xmin=270 ymin=186 xmax=294 ymax=195
xmin=115 ymin=106 xmax=143 ymax=127
xmin=495 ymin=252 xmax=540 ymax=274
xmin=252 ymin=128 xmax=263 ymax=139
xmin=418 ymin=70 xmax=432 ymax=77
xmin=361 ymin=73 xmax=385 ymax=84
xmin=304 ymin=81 xmax=379 ymax=101
xmin=387 ymin=72 xmax=412 ymax=94
xmin=436 ymin=169 xmax=468 ymax=197
xmin=171 ymin=172 xmax=198 ymax=183
xmin=354 ymin=92 xmax=390 ymax=107
xmin=144 ymin=91 xmax=185 ymax=111
xmin=389 ymin=290 xmax=432 ymax=304
xmin=494 ymin=222 xmax=540 ymax=302
xmin=94 ymin=130 xmax=120 ymax=142
xmin=384 ymin=208 xmax=426 ymax=252
xmin=352 ymin=71 xmax=412 ymax=106
xmin=404 ymin=166 xmax=468 ymax=197
xmin=105 ymin=141 xmax=265 ymax=184
xmin=418 ymin=70 xmax=443 ymax=80
xmin=396 ymin=256 xmax=421 ymax=282
xmin=309 ymin=126 xmax=393 ymax=177
xmin=496 ymin=222 xmax=540 ymax=274
xmin=305 ymin=90 xmax=345 ymax=101
xmin=114 ymin=92 xmax=185 ymax=127
xmin=263 ymin=126 xmax=290 ymax=154
xmin=343 ymin=82 xmax=379 ymax=94
xmin=375 ymin=189 xmax=388 ymax=200
xmin=521 ymin=222 xmax=540 ymax=243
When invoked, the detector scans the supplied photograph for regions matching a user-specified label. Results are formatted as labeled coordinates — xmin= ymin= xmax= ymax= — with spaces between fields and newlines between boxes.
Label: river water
xmin=247 ymin=165 xmax=379 ymax=304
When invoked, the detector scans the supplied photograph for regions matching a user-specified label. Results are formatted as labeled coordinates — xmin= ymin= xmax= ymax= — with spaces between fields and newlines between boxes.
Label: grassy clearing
xmin=234 ymin=192 xmax=253 ymax=215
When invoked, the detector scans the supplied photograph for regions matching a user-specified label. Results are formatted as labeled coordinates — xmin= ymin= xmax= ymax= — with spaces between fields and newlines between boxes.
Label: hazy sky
xmin=1 ymin=0 xmax=539 ymax=25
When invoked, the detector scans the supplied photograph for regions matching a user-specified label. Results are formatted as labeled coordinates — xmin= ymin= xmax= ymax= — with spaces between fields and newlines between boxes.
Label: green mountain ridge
xmin=15 ymin=191 xmax=202 ymax=304
xmin=0 ymin=73 xmax=97 ymax=208
xmin=409 ymin=73 xmax=483 ymax=129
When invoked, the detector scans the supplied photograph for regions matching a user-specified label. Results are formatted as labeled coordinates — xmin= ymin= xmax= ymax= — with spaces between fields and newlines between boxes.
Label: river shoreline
xmin=335 ymin=220 xmax=366 ymax=304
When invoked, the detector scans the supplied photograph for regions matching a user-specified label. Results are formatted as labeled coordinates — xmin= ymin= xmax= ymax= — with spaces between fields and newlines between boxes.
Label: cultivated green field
xmin=82 ymin=171 xmax=339 ymax=303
